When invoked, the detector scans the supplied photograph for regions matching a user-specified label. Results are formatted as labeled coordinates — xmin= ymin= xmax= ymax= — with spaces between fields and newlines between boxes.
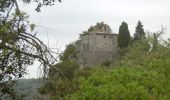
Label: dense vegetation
xmin=64 ymin=32 xmax=170 ymax=100
xmin=1 ymin=1 xmax=170 ymax=99
xmin=38 ymin=22 xmax=170 ymax=99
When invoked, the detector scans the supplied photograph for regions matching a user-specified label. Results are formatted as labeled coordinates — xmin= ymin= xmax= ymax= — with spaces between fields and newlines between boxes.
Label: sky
xmin=21 ymin=0 xmax=170 ymax=78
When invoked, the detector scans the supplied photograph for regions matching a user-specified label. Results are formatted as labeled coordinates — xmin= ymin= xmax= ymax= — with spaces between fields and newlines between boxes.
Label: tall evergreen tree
xmin=134 ymin=21 xmax=145 ymax=41
xmin=118 ymin=22 xmax=130 ymax=48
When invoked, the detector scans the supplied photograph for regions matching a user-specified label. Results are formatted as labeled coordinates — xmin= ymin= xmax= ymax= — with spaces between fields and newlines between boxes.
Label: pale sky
xmin=21 ymin=0 xmax=170 ymax=78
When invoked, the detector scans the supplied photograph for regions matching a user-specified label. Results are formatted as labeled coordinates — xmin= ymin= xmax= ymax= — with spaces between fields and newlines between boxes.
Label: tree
xmin=133 ymin=21 xmax=145 ymax=41
xmin=64 ymin=31 xmax=170 ymax=100
xmin=60 ymin=43 xmax=78 ymax=61
xmin=0 ymin=0 xmax=62 ymax=99
xmin=38 ymin=42 xmax=79 ymax=99
xmin=118 ymin=21 xmax=130 ymax=48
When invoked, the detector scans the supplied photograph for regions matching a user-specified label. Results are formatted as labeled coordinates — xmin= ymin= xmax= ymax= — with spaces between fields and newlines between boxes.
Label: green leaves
xmin=65 ymin=64 xmax=170 ymax=99
xmin=134 ymin=21 xmax=145 ymax=41
xmin=118 ymin=21 xmax=130 ymax=48
xmin=60 ymin=43 xmax=77 ymax=61
xmin=64 ymin=32 xmax=170 ymax=100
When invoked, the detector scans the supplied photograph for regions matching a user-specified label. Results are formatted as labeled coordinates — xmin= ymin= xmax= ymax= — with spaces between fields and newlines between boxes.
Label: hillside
xmin=37 ymin=30 xmax=170 ymax=100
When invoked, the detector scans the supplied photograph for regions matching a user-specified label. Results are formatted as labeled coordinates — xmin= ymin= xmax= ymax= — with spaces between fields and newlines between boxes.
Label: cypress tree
xmin=134 ymin=21 xmax=145 ymax=41
xmin=118 ymin=21 xmax=130 ymax=48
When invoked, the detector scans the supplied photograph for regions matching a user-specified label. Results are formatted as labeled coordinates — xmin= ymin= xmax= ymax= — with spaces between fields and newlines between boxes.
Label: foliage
xmin=0 ymin=0 xmax=61 ymax=98
xmin=60 ymin=43 xmax=78 ymax=61
xmin=118 ymin=21 xmax=130 ymax=48
xmin=101 ymin=60 xmax=111 ymax=67
xmin=134 ymin=21 xmax=145 ymax=41
xmin=51 ymin=41 xmax=79 ymax=81
xmin=81 ymin=22 xmax=105 ymax=35
xmin=96 ymin=22 xmax=104 ymax=29
xmin=38 ymin=42 xmax=80 ymax=99
xmin=50 ymin=60 xmax=79 ymax=80
xmin=64 ymin=32 xmax=170 ymax=100
xmin=88 ymin=26 xmax=94 ymax=32
xmin=74 ymin=67 xmax=93 ymax=79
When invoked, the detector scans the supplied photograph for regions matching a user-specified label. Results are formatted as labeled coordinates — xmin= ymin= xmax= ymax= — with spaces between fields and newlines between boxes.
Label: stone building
xmin=73 ymin=22 xmax=118 ymax=67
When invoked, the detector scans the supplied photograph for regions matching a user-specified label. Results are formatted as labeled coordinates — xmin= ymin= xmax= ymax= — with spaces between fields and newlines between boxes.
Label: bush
xmin=101 ymin=60 xmax=111 ymax=67
xmin=50 ymin=60 xmax=79 ymax=80
xmin=64 ymin=33 xmax=170 ymax=100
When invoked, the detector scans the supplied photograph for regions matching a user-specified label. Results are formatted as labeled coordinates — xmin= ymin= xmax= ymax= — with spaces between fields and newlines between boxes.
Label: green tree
xmin=118 ymin=21 xmax=130 ymax=48
xmin=134 ymin=21 xmax=145 ymax=41
xmin=38 ymin=42 xmax=80 ymax=99
xmin=0 ymin=0 xmax=61 ymax=99
xmin=60 ymin=43 xmax=77 ymax=61
xmin=64 ymin=31 xmax=170 ymax=100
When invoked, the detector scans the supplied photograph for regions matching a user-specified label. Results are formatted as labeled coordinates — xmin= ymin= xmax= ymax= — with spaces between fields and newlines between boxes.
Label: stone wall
xmin=78 ymin=33 xmax=118 ymax=67
xmin=74 ymin=23 xmax=119 ymax=67
xmin=78 ymin=50 xmax=118 ymax=67
xmin=94 ymin=33 xmax=118 ymax=51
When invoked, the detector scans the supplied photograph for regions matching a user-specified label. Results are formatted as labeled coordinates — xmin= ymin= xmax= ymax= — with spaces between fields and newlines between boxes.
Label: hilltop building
xmin=72 ymin=22 xmax=119 ymax=67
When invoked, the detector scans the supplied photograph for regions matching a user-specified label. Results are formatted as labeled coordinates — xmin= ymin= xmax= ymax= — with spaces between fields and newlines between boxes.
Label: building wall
xmin=80 ymin=34 xmax=89 ymax=51
xmin=80 ymin=33 xmax=118 ymax=52
xmin=79 ymin=51 xmax=118 ymax=67
xmin=75 ymin=23 xmax=118 ymax=67
xmin=78 ymin=33 xmax=118 ymax=67
xmin=94 ymin=34 xmax=117 ymax=51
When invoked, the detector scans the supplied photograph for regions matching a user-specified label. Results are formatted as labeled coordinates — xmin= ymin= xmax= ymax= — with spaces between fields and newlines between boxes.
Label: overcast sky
xmin=21 ymin=0 xmax=170 ymax=78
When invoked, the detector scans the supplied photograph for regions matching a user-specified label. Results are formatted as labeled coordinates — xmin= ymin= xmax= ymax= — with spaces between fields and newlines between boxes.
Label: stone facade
xmin=73 ymin=22 xmax=118 ymax=67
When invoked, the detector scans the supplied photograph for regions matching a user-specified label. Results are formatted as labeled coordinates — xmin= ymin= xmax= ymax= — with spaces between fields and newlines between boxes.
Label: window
xmin=104 ymin=35 xmax=106 ymax=38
